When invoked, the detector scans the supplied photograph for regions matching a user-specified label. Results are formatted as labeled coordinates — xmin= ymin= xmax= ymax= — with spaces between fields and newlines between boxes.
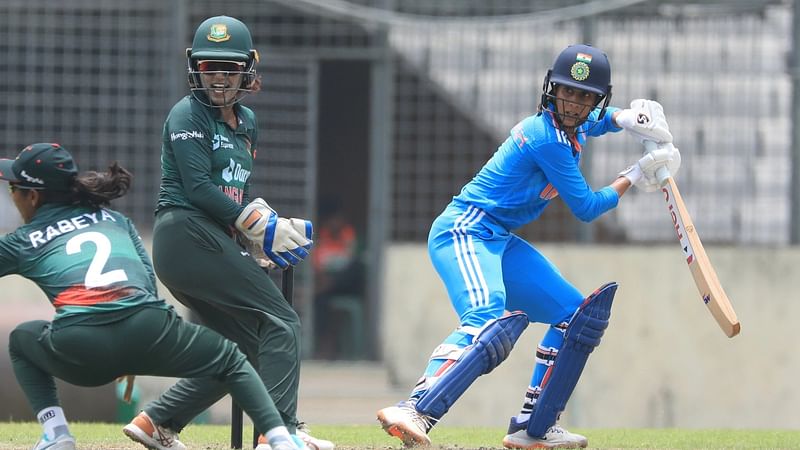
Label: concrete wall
xmin=381 ymin=243 xmax=800 ymax=429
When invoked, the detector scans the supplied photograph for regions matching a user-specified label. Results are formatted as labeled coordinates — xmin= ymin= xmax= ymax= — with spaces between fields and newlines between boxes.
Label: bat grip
xmin=643 ymin=140 xmax=672 ymax=186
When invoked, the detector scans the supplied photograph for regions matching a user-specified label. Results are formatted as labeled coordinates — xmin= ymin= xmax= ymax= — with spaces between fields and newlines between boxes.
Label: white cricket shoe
xmin=123 ymin=411 xmax=187 ymax=450
xmin=32 ymin=432 xmax=76 ymax=450
xmin=376 ymin=401 xmax=434 ymax=447
xmin=297 ymin=423 xmax=335 ymax=450
xmin=257 ymin=431 xmax=326 ymax=450
xmin=256 ymin=434 xmax=304 ymax=450
xmin=502 ymin=424 xmax=588 ymax=449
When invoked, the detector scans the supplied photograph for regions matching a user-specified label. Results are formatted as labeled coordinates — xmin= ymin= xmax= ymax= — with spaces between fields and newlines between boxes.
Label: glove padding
xmin=235 ymin=198 xmax=313 ymax=268
xmin=615 ymin=99 xmax=673 ymax=144
xmin=639 ymin=142 xmax=681 ymax=191
xmin=236 ymin=231 xmax=278 ymax=270
xmin=619 ymin=143 xmax=681 ymax=192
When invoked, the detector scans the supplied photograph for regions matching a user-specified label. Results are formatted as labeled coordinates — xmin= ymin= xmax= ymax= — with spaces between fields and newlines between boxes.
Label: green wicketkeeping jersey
xmin=157 ymin=95 xmax=258 ymax=226
xmin=0 ymin=204 xmax=167 ymax=320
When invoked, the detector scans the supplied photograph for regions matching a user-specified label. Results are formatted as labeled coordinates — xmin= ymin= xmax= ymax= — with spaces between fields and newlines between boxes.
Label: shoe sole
xmin=376 ymin=411 xmax=431 ymax=447
xmin=123 ymin=426 xmax=161 ymax=450
xmin=299 ymin=439 xmax=335 ymax=450
xmin=299 ymin=439 xmax=319 ymax=450
xmin=502 ymin=436 xmax=583 ymax=449
xmin=35 ymin=442 xmax=76 ymax=450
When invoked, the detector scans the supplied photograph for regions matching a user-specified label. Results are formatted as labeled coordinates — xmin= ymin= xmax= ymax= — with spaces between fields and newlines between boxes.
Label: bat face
xmin=661 ymin=177 xmax=740 ymax=338
xmin=663 ymin=185 xmax=694 ymax=265
xmin=640 ymin=139 xmax=739 ymax=337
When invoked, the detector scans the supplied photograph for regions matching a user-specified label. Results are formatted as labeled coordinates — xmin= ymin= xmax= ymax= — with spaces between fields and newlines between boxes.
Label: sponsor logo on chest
xmin=221 ymin=158 xmax=250 ymax=183
xmin=212 ymin=134 xmax=235 ymax=151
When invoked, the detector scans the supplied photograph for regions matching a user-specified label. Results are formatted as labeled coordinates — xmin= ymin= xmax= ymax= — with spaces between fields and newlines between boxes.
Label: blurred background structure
xmin=1 ymin=0 xmax=798 ymax=429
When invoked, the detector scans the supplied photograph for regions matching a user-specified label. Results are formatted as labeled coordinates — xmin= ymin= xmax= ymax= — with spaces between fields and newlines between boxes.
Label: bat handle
xmin=656 ymin=165 xmax=672 ymax=185
xmin=643 ymin=140 xmax=672 ymax=186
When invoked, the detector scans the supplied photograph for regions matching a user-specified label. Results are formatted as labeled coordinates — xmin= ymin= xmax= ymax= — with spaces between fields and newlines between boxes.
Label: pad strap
xmin=415 ymin=312 xmax=529 ymax=420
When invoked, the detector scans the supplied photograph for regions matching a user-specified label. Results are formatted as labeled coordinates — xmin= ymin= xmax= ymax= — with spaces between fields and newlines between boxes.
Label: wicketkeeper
xmin=124 ymin=15 xmax=333 ymax=450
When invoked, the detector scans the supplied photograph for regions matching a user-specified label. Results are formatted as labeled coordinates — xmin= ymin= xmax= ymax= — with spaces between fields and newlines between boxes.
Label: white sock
xmin=265 ymin=426 xmax=292 ymax=445
xmin=37 ymin=406 xmax=69 ymax=440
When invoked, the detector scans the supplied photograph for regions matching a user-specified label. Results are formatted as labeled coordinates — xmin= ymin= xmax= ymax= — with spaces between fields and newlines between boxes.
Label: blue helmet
xmin=541 ymin=44 xmax=612 ymax=121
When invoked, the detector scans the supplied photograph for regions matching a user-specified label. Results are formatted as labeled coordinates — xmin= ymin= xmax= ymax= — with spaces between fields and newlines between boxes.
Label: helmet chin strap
xmin=542 ymin=93 xmax=589 ymax=133
xmin=542 ymin=90 xmax=607 ymax=135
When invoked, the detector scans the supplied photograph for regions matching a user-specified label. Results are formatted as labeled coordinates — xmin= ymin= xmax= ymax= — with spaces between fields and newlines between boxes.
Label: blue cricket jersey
xmin=452 ymin=107 xmax=622 ymax=230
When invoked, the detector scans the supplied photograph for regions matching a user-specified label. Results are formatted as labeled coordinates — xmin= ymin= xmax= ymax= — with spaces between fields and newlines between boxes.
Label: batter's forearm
xmin=610 ymin=175 xmax=632 ymax=197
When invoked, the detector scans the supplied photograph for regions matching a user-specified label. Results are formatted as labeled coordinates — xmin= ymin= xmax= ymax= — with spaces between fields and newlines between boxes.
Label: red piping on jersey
xmin=53 ymin=285 xmax=135 ymax=308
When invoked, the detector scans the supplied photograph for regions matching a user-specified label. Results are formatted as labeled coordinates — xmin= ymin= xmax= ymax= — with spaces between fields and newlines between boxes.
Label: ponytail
xmin=72 ymin=162 xmax=132 ymax=208
xmin=43 ymin=162 xmax=132 ymax=208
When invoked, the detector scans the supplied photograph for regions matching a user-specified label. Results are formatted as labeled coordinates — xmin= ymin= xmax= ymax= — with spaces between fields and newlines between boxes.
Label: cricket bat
xmin=645 ymin=141 xmax=741 ymax=338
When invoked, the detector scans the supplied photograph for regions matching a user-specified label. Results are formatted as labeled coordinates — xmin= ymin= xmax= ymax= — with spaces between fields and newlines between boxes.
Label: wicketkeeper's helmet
xmin=186 ymin=15 xmax=260 ymax=107
xmin=541 ymin=44 xmax=612 ymax=122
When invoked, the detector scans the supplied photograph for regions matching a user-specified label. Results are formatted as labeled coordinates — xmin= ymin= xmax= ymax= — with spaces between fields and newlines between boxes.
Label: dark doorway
xmin=312 ymin=60 xmax=370 ymax=360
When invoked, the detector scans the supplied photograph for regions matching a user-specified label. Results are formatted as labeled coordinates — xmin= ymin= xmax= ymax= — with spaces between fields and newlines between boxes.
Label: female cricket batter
xmin=134 ymin=15 xmax=333 ymax=450
xmin=0 ymin=143 xmax=301 ymax=450
xmin=377 ymin=44 xmax=681 ymax=449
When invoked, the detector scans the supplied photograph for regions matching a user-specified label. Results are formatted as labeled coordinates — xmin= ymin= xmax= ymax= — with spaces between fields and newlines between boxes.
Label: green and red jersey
xmin=0 ymin=203 xmax=167 ymax=320
xmin=157 ymin=95 xmax=258 ymax=226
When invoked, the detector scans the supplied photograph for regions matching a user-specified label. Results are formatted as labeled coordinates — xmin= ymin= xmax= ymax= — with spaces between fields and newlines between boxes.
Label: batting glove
xmin=619 ymin=143 xmax=681 ymax=192
xmin=615 ymin=99 xmax=673 ymax=144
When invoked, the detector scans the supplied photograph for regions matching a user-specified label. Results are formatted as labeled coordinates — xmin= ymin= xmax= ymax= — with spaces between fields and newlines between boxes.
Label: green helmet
xmin=186 ymin=16 xmax=259 ymax=107
xmin=189 ymin=16 xmax=255 ymax=62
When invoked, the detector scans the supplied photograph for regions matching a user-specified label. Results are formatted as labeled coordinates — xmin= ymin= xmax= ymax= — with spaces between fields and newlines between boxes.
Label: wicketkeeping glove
xmin=615 ymin=99 xmax=673 ymax=144
xmin=235 ymin=198 xmax=313 ymax=269
xmin=235 ymin=230 xmax=278 ymax=270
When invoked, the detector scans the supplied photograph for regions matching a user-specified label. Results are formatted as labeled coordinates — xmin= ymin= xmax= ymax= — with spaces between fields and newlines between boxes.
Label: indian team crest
xmin=207 ymin=24 xmax=231 ymax=42
xmin=570 ymin=61 xmax=590 ymax=81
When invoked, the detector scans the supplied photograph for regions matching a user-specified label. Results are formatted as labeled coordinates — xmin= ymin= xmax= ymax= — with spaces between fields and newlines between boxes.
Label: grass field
xmin=1 ymin=423 xmax=799 ymax=449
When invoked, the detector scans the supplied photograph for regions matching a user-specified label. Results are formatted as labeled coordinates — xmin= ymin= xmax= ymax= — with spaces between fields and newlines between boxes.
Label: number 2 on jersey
xmin=66 ymin=231 xmax=129 ymax=288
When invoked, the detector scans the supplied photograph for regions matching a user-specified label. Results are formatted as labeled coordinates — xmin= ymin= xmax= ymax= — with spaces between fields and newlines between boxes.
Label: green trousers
xmin=8 ymin=305 xmax=284 ymax=433
xmin=148 ymin=207 xmax=301 ymax=433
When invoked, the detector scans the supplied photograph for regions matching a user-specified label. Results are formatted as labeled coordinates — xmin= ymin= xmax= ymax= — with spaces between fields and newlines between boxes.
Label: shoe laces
xmin=547 ymin=424 xmax=566 ymax=435
xmin=296 ymin=422 xmax=311 ymax=434
xmin=155 ymin=425 xmax=179 ymax=447
xmin=399 ymin=402 xmax=435 ymax=433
